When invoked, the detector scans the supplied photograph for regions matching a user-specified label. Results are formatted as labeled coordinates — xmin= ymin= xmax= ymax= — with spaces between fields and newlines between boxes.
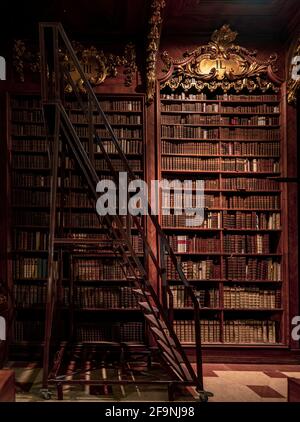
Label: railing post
xmin=42 ymin=102 xmax=61 ymax=391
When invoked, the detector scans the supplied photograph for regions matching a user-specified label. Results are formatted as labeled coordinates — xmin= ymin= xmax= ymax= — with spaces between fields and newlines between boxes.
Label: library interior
xmin=0 ymin=0 xmax=300 ymax=403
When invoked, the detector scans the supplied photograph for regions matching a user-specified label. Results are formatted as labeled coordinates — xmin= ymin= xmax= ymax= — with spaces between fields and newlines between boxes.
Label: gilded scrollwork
xmin=13 ymin=40 xmax=40 ymax=82
xmin=146 ymin=0 xmax=166 ymax=103
xmin=13 ymin=39 xmax=137 ymax=90
xmin=159 ymin=25 xmax=282 ymax=93
xmin=287 ymin=38 xmax=300 ymax=105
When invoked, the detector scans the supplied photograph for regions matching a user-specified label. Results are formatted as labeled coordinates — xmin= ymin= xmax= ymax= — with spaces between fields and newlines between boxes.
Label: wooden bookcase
xmin=157 ymin=88 xmax=288 ymax=348
xmin=8 ymin=92 xmax=147 ymax=350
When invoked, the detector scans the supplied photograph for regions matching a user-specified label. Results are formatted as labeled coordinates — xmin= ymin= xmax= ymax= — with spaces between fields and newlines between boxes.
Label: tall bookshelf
xmin=8 ymin=93 xmax=146 ymax=351
xmin=158 ymin=88 xmax=287 ymax=348
xmin=153 ymin=25 xmax=292 ymax=354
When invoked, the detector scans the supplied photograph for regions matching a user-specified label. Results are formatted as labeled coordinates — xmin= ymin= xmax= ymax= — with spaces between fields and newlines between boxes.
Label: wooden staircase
xmin=39 ymin=22 xmax=212 ymax=401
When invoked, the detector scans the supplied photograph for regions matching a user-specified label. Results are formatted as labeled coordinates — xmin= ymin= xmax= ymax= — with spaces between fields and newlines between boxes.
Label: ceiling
xmin=1 ymin=0 xmax=300 ymax=44
xmin=162 ymin=0 xmax=300 ymax=41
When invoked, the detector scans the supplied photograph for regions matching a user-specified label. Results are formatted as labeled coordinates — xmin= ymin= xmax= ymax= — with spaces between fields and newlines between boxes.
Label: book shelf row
xmin=173 ymin=319 xmax=278 ymax=344
xmin=161 ymin=115 xmax=279 ymax=126
xmin=13 ymin=283 xmax=282 ymax=311
xmin=161 ymin=140 xmax=280 ymax=156
xmin=162 ymin=211 xmax=281 ymax=230
xmin=161 ymin=126 xmax=280 ymax=140
xmin=161 ymin=156 xmax=280 ymax=172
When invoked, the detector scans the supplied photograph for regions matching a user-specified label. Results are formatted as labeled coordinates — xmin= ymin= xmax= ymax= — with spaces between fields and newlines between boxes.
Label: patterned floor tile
xmin=247 ymin=385 xmax=285 ymax=398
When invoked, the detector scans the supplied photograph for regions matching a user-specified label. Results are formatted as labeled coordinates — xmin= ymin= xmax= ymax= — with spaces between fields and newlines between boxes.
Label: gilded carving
xmin=13 ymin=40 xmax=137 ymax=89
xmin=159 ymin=25 xmax=282 ymax=92
xmin=13 ymin=40 xmax=40 ymax=82
xmin=287 ymin=39 xmax=300 ymax=105
xmin=146 ymin=0 xmax=166 ymax=103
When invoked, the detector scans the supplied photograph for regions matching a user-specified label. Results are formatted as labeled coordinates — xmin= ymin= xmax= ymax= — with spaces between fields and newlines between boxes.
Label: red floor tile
xmin=263 ymin=371 xmax=288 ymax=378
xmin=203 ymin=369 xmax=218 ymax=377
xmin=247 ymin=385 xmax=285 ymax=398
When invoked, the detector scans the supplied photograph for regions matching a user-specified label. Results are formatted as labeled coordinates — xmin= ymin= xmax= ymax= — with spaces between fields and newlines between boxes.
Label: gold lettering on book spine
xmin=159 ymin=25 xmax=282 ymax=92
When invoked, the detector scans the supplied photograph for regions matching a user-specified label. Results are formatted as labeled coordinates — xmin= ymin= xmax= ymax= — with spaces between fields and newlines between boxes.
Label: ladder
xmin=39 ymin=22 xmax=212 ymax=401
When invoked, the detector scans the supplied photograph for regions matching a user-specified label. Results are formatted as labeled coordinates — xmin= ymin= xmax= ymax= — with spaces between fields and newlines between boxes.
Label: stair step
xmin=138 ymin=301 xmax=159 ymax=313
xmin=157 ymin=339 xmax=184 ymax=363
xmin=179 ymin=363 xmax=195 ymax=382
xmin=144 ymin=314 xmax=165 ymax=329
xmin=159 ymin=351 xmax=185 ymax=381
xmin=132 ymin=289 xmax=151 ymax=297
xmin=150 ymin=326 xmax=175 ymax=347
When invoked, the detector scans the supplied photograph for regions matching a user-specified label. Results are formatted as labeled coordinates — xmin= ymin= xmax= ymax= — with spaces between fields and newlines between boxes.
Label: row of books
xmin=13 ymin=258 xmax=48 ymax=279
xmin=64 ymin=192 xmax=93 ymax=208
xmin=71 ymin=286 xmax=139 ymax=308
xmin=13 ymin=210 xmax=50 ymax=226
xmin=220 ymin=158 xmax=279 ymax=172
xmin=170 ymin=286 xmax=219 ymax=308
xmin=95 ymin=139 xmax=143 ymax=155
xmin=12 ymin=173 xmax=50 ymax=188
xmin=162 ymin=156 xmax=219 ymax=171
xmin=74 ymin=259 xmax=125 ymax=281
xmin=95 ymin=158 xmax=141 ymax=171
xmin=167 ymin=257 xmax=221 ymax=280
xmin=225 ymin=195 xmax=280 ymax=209
xmin=65 ymin=100 xmax=142 ymax=112
xmin=163 ymin=177 xmax=280 ymax=192
xmin=161 ymin=126 xmax=219 ymax=139
xmin=173 ymin=320 xmax=220 ymax=343
xmin=161 ymin=115 xmax=279 ymax=126
xmin=162 ymin=141 xmax=280 ymax=156
xmin=173 ymin=319 xmax=278 ymax=344
xmin=162 ymin=140 xmax=218 ymax=155
xmin=219 ymin=128 xmax=280 ymax=140
xmin=160 ymin=93 xmax=279 ymax=102
xmin=217 ymin=94 xmax=279 ymax=102
xmin=69 ymin=113 xmax=142 ymax=125
xmin=14 ymin=283 xmax=141 ymax=310
xmin=222 ymin=116 xmax=279 ymax=126
xmin=75 ymin=126 xmax=142 ymax=139
xmin=162 ymin=212 xmax=221 ymax=229
xmin=163 ymin=178 xmax=219 ymax=190
xmin=225 ymin=257 xmax=281 ymax=281
xmin=222 ymin=177 xmax=279 ymax=191
xmin=12 ymin=155 xmax=49 ymax=169
xmin=223 ymin=320 xmax=277 ymax=343
xmin=163 ymin=196 xmax=280 ymax=213
xmin=11 ymin=97 xmax=41 ymax=109
xmin=12 ymin=139 xmax=48 ymax=152
xmin=12 ymin=124 xmax=45 ymax=137
xmin=223 ymin=234 xmax=271 ymax=254
xmin=168 ymin=235 xmax=220 ymax=253
xmin=220 ymin=142 xmax=280 ymax=156
xmin=14 ymin=320 xmax=44 ymax=341
xmin=223 ymin=211 xmax=280 ymax=230
xmin=161 ymin=103 xmax=279 ymax=113
xmin=76 ymin=322 xmax=144 ymax=342
xmin=14 ymin=284 xmax=48 ymax=308
xmin=13 ymin=230 xmax=48 ymax=251
xmin=13 ymin=321 xmax=144 ymax=342
xmin=223 ymin=286 xmax=281 ymax=309
xmin=12 ymin=190 xmax=50 ymax=207
xmin=161 ymin=156 xmax=280 ymax=172
xmin=12 ymin=110 xmax=42 ymax=122
xmin=162 ymin=192 xmax=219 ymax=209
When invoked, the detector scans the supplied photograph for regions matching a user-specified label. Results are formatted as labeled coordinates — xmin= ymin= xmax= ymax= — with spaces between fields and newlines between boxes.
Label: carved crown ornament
xmin=13 ymin=39 xmax=137 ymax=90
xmin=287 ymin=38 xmax=300 ymax=105
xmin=159 ymin=25 xmax=282 ymax=93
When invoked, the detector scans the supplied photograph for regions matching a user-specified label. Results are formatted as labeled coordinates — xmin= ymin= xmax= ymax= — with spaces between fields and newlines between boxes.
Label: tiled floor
xmin=5 ymin=361 xmax=300 ymax=402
